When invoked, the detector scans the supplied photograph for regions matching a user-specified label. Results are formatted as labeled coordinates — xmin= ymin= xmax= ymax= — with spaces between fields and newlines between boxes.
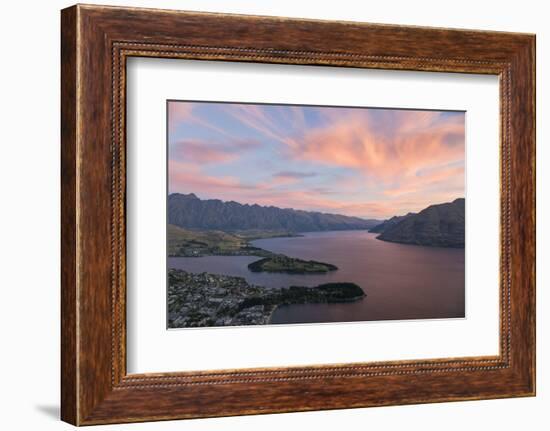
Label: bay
xmin=167 ymin=231 xmax=465 ymax=324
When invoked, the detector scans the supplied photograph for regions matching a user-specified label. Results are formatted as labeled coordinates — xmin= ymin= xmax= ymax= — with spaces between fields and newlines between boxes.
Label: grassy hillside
xmin=168 ymin=224 xmax=274 ymax=257
xmin=168 ymin=224 xmax=245 ymax=256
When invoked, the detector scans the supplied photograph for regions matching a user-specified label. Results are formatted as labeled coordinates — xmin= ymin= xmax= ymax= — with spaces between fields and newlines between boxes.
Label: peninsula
xmin=168 ymin=269 xmax=365 ymax=328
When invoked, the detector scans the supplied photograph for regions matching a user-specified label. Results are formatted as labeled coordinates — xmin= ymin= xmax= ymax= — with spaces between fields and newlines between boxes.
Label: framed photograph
xmin=61 ymin=4 xmax=536 ymax=425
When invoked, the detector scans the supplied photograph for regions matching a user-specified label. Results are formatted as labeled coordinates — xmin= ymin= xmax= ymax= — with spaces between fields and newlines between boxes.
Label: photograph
xmin=167 ymin=101 xmax=466 ymax=328
xmin=45 ymin=2 xmax=537 ymax=426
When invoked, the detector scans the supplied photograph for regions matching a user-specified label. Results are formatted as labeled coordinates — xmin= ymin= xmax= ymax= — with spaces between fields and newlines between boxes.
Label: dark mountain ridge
xmin=377 ymin=198 xmax=465 ymax=248
xmin=168 ymin=193 xmax=381 ymax=232
xmin=369 ymin=212 xmax=416 ymax=233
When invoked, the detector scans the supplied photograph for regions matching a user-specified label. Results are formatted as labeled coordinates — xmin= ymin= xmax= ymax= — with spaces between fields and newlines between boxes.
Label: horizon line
xmin=168 ymin=192 xmax=465 ymax=221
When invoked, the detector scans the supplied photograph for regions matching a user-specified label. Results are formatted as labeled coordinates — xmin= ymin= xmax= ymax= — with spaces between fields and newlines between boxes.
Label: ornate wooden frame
xmin=61 ymin=4 xmax=536 ymax=426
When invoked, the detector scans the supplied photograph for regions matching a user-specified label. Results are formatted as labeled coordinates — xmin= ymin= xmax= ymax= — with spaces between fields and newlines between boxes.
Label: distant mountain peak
xmin=170 ymin=192 xmax=200 ymax=200
xmin=168 ymin=193 xmax=382 ymax=232
xmin=369 ymin=212 xmax=416 ymax=234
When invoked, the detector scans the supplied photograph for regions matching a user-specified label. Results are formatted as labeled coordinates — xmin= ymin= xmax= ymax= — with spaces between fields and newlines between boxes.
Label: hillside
xmin=168 ymin=193 xmax=381 ymax=232
xmin=167 ymin=224 xmax=273 ymax=257
xmin=377 ymin=198 xmax=465 ymax=248
xmin=369 ymin=212 xmax=416 ymax=233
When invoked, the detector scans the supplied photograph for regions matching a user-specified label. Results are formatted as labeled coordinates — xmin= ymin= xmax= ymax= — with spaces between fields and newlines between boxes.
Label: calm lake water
xmin=168 ymin=231 xmax=465 ymax=324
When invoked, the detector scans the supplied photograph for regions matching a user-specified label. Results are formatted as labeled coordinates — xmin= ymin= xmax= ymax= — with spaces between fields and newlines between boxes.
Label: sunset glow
xmin=168 ymin=101 xmax=465 ymax=219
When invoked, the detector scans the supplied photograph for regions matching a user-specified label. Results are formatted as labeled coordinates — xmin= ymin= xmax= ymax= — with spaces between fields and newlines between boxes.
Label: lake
xmin=168 ymin=231 xmax=465 ymax=324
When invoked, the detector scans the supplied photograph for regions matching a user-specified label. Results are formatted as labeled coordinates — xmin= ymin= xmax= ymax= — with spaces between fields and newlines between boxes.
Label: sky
xmin=168 ymin=101 xmax=465 ymax=219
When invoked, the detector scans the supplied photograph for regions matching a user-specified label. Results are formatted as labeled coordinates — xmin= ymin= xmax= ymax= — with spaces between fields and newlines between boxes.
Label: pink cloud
xmin=169 ymin=162 xmax=253 ymax=195
xmin=170 ymin=163 xmax=340 ymax=213
xmin=169 ymin=159 xmax=461 ymax=218
xmin=168 ymin=105 xmax=465 ymax=218
xmin=286 ymin=111 xmax=464 ymax=181
xmin=383 ymin=165 xmax=465 ymax=197
xmin=279 ymin=110 xmax=464 ymax=211
xmin=170 ymin=138 xmax=259 ymax=165
xmin=171 ymin=140 xmax=237 ymax=164
xmin=168 ymin=102 xmax=193 ymax=134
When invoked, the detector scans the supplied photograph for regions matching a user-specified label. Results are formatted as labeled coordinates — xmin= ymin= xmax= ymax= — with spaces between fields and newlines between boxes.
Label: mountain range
xmin=168 ymin=193 xmax=382 ymax=232
xmin=372 ymin=198 xmax=465 ymax=248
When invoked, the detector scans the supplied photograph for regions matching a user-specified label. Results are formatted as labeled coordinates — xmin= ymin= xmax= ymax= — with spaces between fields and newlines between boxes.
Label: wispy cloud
xmin=220 ymin=104 xmax=289 ymax=143
xmin=170 ymin=138 xmax=259 ymax=165
xmin=168 ymin=102 xmax=465 ymax=218
xmin=168 ymin=102 xmax=193 ymax=134
xmin=285 ymin=110 xmax=464 ymax=181
xmin=273 ymin=171 xmax=317 ymax=179
xmin=169 ymin=160 xmax=258 ymax=194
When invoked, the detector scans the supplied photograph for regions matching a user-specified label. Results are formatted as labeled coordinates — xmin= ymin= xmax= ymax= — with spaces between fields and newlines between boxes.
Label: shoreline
xmin=169 ymin=228 xmax=377 ymax=258
xmin=168 ymin=269 xmax=365 ymax=328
